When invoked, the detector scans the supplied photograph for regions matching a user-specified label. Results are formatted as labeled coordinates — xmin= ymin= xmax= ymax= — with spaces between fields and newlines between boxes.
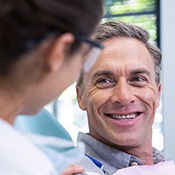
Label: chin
xmin=110 ymin=136 xmax=138 ymax=148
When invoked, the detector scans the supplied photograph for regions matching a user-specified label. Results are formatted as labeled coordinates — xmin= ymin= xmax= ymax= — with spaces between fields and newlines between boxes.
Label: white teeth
xmin=111 ymin=114 xmax=136 ymax=119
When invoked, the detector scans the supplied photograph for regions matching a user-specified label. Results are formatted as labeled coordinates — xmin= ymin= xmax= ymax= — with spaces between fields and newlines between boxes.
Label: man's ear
xmin=45 ymin=33 xmax=74 ymax=72
xmin=76 ymin=84 xmax=87 ymax=111
xmin=156 ymin=82 xmax=162 ymax=108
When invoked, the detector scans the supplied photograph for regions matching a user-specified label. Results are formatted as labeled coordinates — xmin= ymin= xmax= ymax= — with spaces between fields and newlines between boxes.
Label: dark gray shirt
xmin=77 ymin=132 xmax=165 ymax=175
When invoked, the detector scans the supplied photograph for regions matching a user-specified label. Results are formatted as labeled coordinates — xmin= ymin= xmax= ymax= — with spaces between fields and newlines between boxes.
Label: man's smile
xmin=106 ymin=112 xmax=141 ymax=121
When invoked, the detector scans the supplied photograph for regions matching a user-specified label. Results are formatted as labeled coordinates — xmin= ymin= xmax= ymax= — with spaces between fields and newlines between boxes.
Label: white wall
xmin=161 ymin=0 xmax=175 ymax=161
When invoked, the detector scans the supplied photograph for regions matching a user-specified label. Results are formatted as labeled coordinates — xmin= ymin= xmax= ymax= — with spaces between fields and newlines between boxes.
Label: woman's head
xmin=0 ymin=0 xmax=103 ymax=116
xmin=0 ymin=0 xmax=103 ymax=75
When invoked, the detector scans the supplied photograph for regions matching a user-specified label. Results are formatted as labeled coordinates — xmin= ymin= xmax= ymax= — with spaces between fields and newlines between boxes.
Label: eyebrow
xmin=91 ymin=68 xmax=151 ymax=80
xmin=92 ymin=70 xmax=114 ymax=80
xmin=130 ymin=68 xmax=151 ymax=77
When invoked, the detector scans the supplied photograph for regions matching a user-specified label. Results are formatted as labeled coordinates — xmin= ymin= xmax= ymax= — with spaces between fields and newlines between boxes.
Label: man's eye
xmin=133 ymin=77 xmax=145 ymax=82
xmin=130 ymin=76 xmax=147 ymax=86
xmin=96 ymin=78 xmax=115 ymax=88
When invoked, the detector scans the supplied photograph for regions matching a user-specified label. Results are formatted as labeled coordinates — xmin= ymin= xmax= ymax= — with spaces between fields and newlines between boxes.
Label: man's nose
xmin=110 ymin=79 xmax=135 ymax=106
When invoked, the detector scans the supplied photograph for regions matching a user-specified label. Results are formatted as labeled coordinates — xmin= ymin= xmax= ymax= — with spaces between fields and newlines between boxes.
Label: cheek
xmin=136 ymin=86 xmax=160 ymax=112
xmin=85 ymin=89 xmax=109 ymax=117
xmin=85 ymin=93 xmax=101 ymax=112
xmin=86 ymin=93 xmax=108 ymax=132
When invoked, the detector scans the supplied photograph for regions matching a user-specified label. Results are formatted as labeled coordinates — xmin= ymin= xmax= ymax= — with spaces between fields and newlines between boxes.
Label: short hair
xmin=77 ymin=21 xmax=162 ymax=86
xmin=0 ymin=0 xmax=103 ymax=75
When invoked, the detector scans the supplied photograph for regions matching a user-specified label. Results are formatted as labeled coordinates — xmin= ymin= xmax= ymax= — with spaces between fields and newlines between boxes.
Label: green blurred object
xmin=14 ymin=108 xmax=73 ymax=141
xmin=103 ymin=0 xmax=159 ymax=43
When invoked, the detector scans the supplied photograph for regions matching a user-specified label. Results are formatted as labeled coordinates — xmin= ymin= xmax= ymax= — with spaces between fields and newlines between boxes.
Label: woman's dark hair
xmin=0 ymin=0 xmax=103 ymax=74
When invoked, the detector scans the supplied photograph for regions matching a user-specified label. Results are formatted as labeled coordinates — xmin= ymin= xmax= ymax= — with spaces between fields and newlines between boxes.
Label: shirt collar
xmin=78 ymin=132 xmax=165 ymax=174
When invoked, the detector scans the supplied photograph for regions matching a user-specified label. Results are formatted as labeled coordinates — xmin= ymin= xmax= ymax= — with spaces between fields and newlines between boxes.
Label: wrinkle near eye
xmin=86 ymin=85 xmax=99 ymax=98
xmin=129 ymin=75 xmax=148 ymax=87
xmin=96 ymin=77 xmax=116 ymax=89
xmin=91 ymin=70 xmax=116 ymax=87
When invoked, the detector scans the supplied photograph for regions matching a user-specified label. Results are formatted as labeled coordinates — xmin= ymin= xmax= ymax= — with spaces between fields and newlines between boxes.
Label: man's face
xmin=76 ymin=38 xmax=162 ymax=149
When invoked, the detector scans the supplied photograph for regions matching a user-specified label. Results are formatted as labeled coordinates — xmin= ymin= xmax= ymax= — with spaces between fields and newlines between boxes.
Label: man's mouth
xmin=108 ymin=113 xmax=140 ymax=120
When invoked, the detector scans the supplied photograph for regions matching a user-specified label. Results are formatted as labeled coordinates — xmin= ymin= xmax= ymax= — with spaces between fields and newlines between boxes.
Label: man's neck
xmin=121 ymin=144 xmax=154 ymax=165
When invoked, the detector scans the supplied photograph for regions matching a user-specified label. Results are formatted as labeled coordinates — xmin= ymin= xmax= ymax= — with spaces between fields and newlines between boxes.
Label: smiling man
xmin=76 ymin=21 xmax=164 ymax=174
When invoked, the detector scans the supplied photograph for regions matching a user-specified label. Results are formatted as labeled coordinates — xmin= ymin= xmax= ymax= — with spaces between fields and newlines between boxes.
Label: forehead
xmin=84 ymin=37 xmax=155 ymax=79
xmin=96 ymin=38 xmax=153 ymax=68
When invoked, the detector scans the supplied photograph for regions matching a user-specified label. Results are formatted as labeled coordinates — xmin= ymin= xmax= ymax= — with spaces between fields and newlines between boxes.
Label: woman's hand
xmin=61 ymin=164 xmax=84 ymax=175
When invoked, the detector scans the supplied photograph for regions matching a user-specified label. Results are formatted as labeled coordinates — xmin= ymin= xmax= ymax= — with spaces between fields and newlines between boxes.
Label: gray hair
xmin=77 ymin=21 xmax=162 ymax=86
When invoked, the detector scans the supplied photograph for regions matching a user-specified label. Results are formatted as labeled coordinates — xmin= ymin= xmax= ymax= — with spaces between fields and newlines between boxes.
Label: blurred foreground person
xmin=0 ymin=0 xmax=103 ymax=174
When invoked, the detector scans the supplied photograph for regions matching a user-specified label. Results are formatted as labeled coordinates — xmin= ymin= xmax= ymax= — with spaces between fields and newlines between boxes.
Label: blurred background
xmin=46 ymin=0 xmax=175 ymax=162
